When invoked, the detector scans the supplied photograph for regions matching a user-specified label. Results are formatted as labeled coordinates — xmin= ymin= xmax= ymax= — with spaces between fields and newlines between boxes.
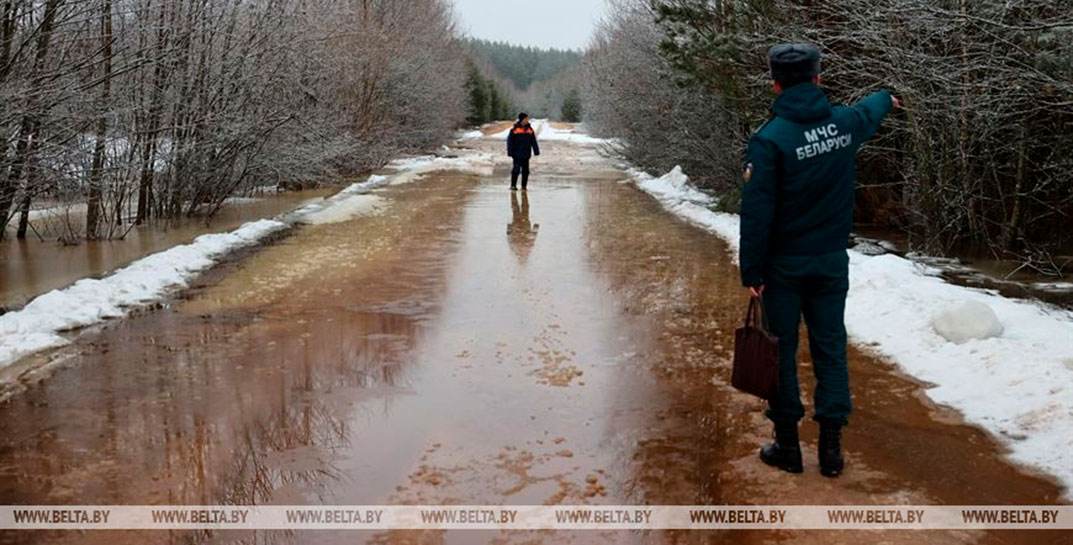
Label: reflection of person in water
xmin=506 ymin=191 xmax=538 ymax=262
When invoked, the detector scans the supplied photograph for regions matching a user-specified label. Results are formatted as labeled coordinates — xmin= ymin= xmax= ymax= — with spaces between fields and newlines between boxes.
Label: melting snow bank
xmin=537 ymin=121 xmax=610 ymax=145
xmin=0 ymin=219 xmax=287 ymax=367
xmin=386 ymin=153 xmax=495 ymax=185
xmin=285 ymin=174 xmax=390 ymax=225
xmin=487 ymin=119 xmax=611 ymax=145
xmin=627 ymin=165 xmax=1073 ymax=498
xmin=0 ymin=150 xmax=495 ymax=370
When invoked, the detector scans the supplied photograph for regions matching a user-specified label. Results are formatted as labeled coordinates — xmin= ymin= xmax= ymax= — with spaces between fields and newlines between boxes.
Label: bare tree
xmin=583 ymin=0 xmax=742 ymax=203
xmin=588 ymin=0 xmax=1073 ymax=272
xmin=0 ymin=0 xmax=470 ymax=241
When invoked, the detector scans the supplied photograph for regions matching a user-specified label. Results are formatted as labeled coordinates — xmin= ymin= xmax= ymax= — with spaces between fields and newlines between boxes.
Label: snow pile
xmin=490 ymin=124 xmax=515 ymax=140
xmin=300 ymin=194 xmax=385 ymax=225
xmin=0 ymin=150 xmax=490 ymax=370
xmin=629 ymin=166 xmax=713 ymax=206
xmin=458 ymin=129 xmax=484 ymax=140
xmin=487 ymin=119 xmax=608 ymax=145
xmin=288 ymin=174 xmax=389 ymax=225
xmin=628 ymin=165 xmax=1073 ymax=496
xmin=930 ymin=300 xmax=1004 ymax=344
xmin=385 ymin=152 xmax=495 ymax=185
xmin=0 ymin=219 xmax=286 ymax=367
xmin=537 ymin=121 xmax=609 ymax=145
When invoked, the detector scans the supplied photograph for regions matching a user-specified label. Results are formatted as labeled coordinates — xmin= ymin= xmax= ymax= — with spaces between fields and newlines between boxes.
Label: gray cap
xmin=768 ymin=43 xmax=822 ymax=84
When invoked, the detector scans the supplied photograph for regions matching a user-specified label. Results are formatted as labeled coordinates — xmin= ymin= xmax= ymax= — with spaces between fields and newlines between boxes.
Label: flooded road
xmin=0 ymin=189 xmax=332 ymax=310
xmin=0 ymin=140 xmax=1065 ymax=545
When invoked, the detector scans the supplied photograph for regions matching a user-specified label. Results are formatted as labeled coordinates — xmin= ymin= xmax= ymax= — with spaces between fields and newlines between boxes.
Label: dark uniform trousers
xmin=511 ymin=157 xmax=530 ymax=187
xmin=761 ymin=250 xmax=851 ymax=426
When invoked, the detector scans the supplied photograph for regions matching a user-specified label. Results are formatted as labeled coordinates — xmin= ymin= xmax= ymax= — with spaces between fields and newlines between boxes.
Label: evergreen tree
xmin=465 ymin=63 xmax=489 ymax=125
xmin=487 ymin=82 xmax=502 ymax=121
xmin=464 ymin=38 xmax=581 ymax=91
xmin=561 ymin=89 xmax=583 ymax=122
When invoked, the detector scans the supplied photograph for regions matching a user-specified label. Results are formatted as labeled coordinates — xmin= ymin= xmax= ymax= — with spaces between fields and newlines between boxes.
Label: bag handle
xmin=745 ymin=296 xmax=770 ymax=332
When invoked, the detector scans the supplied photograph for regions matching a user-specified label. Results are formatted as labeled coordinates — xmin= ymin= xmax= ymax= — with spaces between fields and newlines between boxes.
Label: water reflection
xmin=506 ymin=191 xmax=538 ymax=263
xmin=0 ymin=189 xmax=332 ymax=310
xmin=0 ymin=178 xmax=475 ymax=545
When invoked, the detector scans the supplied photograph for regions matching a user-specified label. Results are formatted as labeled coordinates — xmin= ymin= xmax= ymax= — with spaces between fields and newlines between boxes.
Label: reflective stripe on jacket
xmin=507 ymin=123 xmax=540 ymax=159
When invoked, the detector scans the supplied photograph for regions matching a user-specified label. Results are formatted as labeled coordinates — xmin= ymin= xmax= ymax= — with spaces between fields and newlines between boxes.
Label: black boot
xmin=818 ymin=420 xmax=844 ymax=478
xmin=759 ymin=421 xmax=803 ymax=473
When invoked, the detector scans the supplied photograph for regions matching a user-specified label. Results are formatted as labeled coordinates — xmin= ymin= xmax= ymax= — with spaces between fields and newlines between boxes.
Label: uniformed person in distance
xmin=739 ymin=43 xmax=901 ymax=477
xmin=506 ymin=112 xmax=540 ymax=191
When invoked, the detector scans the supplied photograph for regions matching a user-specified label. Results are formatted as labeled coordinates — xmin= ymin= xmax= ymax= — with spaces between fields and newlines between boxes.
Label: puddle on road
xmin=0 ymin=142 xmax=1064 ymax=545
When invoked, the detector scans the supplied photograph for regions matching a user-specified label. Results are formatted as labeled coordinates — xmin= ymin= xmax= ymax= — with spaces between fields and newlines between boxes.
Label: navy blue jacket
xmin=739 ymin=83 xmax=893 ymax=287
xmin=507 ymin=122 xmax=540 ymax=159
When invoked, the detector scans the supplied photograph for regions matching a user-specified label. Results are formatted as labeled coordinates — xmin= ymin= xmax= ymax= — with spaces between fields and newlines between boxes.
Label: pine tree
xmin=561 ymin=89 xmax=582 ymax=122
xmin=465 ymin=63 xmax=489 ymax=125
xmin=486 ymin=81 xmax=501 ymax=122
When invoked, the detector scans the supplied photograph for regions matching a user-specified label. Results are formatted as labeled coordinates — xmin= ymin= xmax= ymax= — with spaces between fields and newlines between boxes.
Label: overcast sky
xmin=451 ymin=0 xmax=607 ymax=51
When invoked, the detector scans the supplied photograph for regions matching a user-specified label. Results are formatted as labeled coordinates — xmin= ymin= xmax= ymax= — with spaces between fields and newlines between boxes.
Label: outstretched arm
xmin=851 ymin=90 xmax=895 ymax=142
xmin=739 ymin=135 xmax=779 ymax=289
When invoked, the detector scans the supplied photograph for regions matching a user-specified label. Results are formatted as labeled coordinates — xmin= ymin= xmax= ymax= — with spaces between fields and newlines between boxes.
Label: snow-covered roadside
xmin=482 ymin=119 xmax=610 ymax=145
xmin=385 ymin=153 xmax=495 ymax=185
xmin=536 ymin=120 xmax=610 ymax=145
xmin=0 ymin=150 xmax=495 ymax=370
xmin=490 ymin=122 xmax=521 ymax=140
xmin=627 ymin=165 xmax=1073 ymax=498
xmin=285 ymin=174 xmax=390 ymax=225
xmin=0 ymin=219 xmax=287 ymax=367
xmin=284 ymin=153 xmax=495 ymax=224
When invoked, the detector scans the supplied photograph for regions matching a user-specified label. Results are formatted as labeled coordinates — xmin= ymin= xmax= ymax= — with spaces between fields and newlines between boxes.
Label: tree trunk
xmin=135 ymin=0 xmax=170 ymax=225
xmin=86 ymin=0 xmax=113 ymax=239
xmin=0 ymin=0 xmax=62 ymax=235
xmin=15 ymin=190 xmax=29 ymax=239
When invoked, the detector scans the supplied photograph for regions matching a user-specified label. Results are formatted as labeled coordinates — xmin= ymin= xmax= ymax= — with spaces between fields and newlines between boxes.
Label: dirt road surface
xmin=0 ymin=138 xmax=1065 ymax=545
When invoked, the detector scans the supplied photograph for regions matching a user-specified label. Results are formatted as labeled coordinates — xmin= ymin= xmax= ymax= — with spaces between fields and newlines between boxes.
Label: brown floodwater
xmin=0 ymin=189 xmax=333 ymax=310
xmin=0 ymin=141 xmax=1066 ymax=545
xmin=852 ymin=226 xmax=1073 ymax=310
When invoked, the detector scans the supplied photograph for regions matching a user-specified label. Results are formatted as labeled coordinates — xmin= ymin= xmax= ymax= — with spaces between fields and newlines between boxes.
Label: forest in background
xmin=464 ymin=38 xmax=585 ymax=122
xmin=584 ymin=0 xmax=1073 ymax=275
xmin=0 ymin=2 xmax=593 ymax=245
xmin=0 ymin=0 xmax=467 ymax=241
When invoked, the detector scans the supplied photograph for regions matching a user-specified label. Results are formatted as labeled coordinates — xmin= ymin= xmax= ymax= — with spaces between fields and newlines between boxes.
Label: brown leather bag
xmin=732 ymin=297 xmax=779 ymax=400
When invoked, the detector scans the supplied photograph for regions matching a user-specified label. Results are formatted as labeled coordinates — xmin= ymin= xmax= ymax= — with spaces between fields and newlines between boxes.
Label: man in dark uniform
xmin=506 ymin=112 xmax=540 ymax=191
xmin=739 ymin=43 xmax=900 ymax=477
